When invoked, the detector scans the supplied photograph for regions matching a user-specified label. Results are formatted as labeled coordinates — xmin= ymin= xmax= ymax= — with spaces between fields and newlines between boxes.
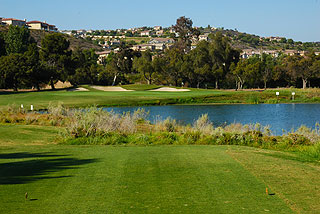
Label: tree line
xmin=1 ymin=18 xmax=320 ymax=91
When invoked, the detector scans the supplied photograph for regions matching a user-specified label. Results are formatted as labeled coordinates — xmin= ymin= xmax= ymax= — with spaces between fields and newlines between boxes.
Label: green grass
xmin=121 ymin=84 xmax=161 ymax=91
xmin=1 ymin=124 xmax=320 ymax=213
xmin=0 ymin=124 xmax=61 ymax=145
xmin=1 ymin=87 xmax=319 ymax=110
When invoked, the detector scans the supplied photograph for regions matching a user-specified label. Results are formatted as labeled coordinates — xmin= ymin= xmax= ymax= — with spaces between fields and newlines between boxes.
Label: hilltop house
xmin=154 ymin=26 xmax=162 ymax=31
xmin=199 ymin=34 xmax=209 ymax=41
xmin=27 ymin=21 xmax=58 ymax=31
xmin=96 ymin=50 xmax=112 ymax=64
xmin=148 ymin=38 xmax=175 ymax=50
xmin=156 ymin=30 xmax=164 ymax=36
xmin=131 ymin=44 xmax=155 ymax=52
xmin=2 ymin=18 xmax=26 ymax=27
xmin=140 ymin=30 xmax=152 ymax=37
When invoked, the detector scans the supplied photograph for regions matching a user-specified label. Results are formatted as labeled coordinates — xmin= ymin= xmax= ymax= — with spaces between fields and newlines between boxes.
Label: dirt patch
xmin=91 ymin=86 xmax=134 ymax=91
xmin=150 ymin=87 xmax=190 ymax=92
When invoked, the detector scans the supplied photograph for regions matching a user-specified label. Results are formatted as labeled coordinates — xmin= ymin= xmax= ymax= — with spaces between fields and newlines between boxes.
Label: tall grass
xmin=1 ymin=104 xmax=320 ymax=159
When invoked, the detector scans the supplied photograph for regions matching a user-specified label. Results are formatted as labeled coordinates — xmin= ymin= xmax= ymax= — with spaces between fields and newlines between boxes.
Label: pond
xmin=103 ymin=104 xmax=320 ymax=135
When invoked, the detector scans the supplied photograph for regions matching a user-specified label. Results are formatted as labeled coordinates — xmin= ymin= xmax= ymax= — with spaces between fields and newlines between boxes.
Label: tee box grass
xmin=1 ymin=124 xmax=320 ymax=213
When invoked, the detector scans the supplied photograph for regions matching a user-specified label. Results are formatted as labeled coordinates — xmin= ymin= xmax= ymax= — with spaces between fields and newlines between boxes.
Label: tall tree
xmin=5 ymin=25 xmax=30 ymax=55
xmin=132 ymin=50 xmax=155 ymax=85
xmin=172 ymin=16 xmax=194 ymax=52
xmin=70 ymin=48 xmax=99 ymax=85
xmin=286 ymin=54 xmax=315 ymax=89
xmin=260 ymin=54 xmax=275 ymax=89
xmin=24 ymin=43 xmax=46 ymax=90
xmin=232 ymin=57 xmax=260 ymax=90
xmin=40 ymin=33 xmax=72 ymax=89
xmin=0 ymin=53 xmax=26 ymax=91
xmin=209 ymin=32 xmax=240 ymax=88
xmin=189 ymin=41 xmax=211 ymax=88
xmin=0 ymin=32 xmax=6 ymax=57
xmin=163 ymin=48 xmax=184 ymax=86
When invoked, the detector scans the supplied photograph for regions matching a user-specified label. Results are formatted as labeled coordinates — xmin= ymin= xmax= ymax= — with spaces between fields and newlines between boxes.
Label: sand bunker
xmin=150 ymin=87 xmax=190 ymax=92
xmin=91 ymin=86 xmax=134 ymax=91
xmin=68 ymin=87 xmax=89 ymax=92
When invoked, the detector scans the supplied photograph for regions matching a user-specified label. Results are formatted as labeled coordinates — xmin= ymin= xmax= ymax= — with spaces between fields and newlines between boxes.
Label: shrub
xmin=193 ymin=114 xmax=213 ymax=135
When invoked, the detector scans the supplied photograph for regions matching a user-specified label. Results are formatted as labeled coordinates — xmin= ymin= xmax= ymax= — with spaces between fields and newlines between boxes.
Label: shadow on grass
xmin=0 ymin=152 xmax=65 ymax=159
xmin=0 ymin=152 xmax=97 ymax=184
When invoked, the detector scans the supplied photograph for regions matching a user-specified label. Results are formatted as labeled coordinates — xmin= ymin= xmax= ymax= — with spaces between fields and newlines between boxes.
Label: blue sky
xmin=1 ymin=0 xmax=320 ymax=42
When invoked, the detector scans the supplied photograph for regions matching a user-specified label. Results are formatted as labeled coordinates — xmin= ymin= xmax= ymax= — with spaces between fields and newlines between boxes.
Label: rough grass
xmin=1 ymin=88 xmax=320 ymax=110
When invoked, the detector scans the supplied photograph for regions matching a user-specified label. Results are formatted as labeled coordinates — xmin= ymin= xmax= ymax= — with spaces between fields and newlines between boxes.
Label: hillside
xmin=212 ymin=28 xmax=320 ymax=51
xmin=0 ymin=26 xmax=102 ymax=51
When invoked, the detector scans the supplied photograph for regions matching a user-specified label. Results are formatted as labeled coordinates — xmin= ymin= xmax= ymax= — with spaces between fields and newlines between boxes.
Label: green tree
xmin=0 ymin=53 xmax=26 ymax=91
xmin=260 ymin=54 xmax=275 ymax=89
xmin=189 ymin=41 xmax=211 ymax=88
xmin=232 ymin=57 xmax=260 ymax=90
xmin=209 ymin=32 xmax=240 ymax=88
xmin=132 ymin=50 xmax=155 ymax=85
xmin=24 ymin=43 xmax=46 ymax=90
xmin=40 ymin=33 xmax=72 ymax=89
xmin=109 ymin=43 xmax=139 ymax=86
xmin=163 ymin=48 xmax=184 ymax=86
xmin=70 ymin=48 xmax=99 ymax=85
xmin=286 ymin=54 xmax=316 ymax=89
xmin=5 ymin=25 xmax=30 ymax=55
xmin=0 ymin=32 xmax=6 ymax=57
xmin=172 ymin=16 xmax=194 ymax=51
xmin=287 ymin=39 xmax=294 ymax=45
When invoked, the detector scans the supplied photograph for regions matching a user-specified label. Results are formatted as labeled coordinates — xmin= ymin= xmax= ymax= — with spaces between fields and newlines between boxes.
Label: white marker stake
xmin=292 ymin=92 xmax=295 ymax=100
xmin=21 ymin=104 xmax=24 ymax=109
xmin=31 ymin=105 xmax=34 ymax=111
xmin=276 ymin=92 xmax=280 ymax=102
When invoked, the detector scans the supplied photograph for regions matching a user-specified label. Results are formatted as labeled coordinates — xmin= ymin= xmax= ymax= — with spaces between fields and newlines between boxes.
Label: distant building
xmin=156 ymin=30 xmax=164 ymax=36
xmin=59 ymin=30 xmax=73 ymax=35
xmin=131 ymin=44 xmax=155 ymax=52
xmin=199 ymin=34 xmax=209 ymax=41
xmin=149 ymin=38 xmax=175 ymax=44
xmin=96 ymin=50 xmax=112 ymax=64
xmin=27 ymin=21 xmax=58 ymax=31
xmin=140 ymin=30 xmax=151 ymax=37
xmin=262 ymin=50 xmax=280 ymax=58
xmin=283 ymin=49 xmax=298 ymax=56
xmin=266 ymin=36 xmax=284 ymax=42
xmin=241 ymin=49 xmax=261 ymax=58
xmin=2 ymin=18 xmax=26 ymax=27
xmin=154 ymin=26 xmax=162 ymax=31
xmin=148 ymin=38 xmax=175 ymax=49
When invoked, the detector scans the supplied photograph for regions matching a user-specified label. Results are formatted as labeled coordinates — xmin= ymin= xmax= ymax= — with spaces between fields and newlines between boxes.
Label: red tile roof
xmin=2 ymin=18 xmax=25 ymax=22
xmin=27 ymin=21 xmax=46 ymax=24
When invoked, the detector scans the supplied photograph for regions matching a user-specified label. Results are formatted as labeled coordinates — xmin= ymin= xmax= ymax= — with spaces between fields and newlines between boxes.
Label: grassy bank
xmin=0 ymin=86 xmax=320 ymax=110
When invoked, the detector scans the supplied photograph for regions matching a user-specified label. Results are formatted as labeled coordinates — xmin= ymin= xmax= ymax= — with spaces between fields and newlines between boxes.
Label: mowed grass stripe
xmin=100 ymin=146 xmax=293 ymax=213
xmin=0 ymin=146 xmax=293 ymax=214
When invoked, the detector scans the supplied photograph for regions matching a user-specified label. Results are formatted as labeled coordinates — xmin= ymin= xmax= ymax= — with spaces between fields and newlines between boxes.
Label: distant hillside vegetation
xmin=0 ymin=26 xmax=102 ymax=51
